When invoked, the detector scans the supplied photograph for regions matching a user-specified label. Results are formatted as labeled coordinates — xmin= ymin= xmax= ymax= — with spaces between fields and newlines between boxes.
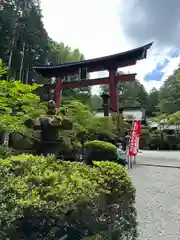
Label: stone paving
xmin=137 ymin=150 xmax=180 ymax=167
xmin=130 ymin=151 xmax=180 ymax=240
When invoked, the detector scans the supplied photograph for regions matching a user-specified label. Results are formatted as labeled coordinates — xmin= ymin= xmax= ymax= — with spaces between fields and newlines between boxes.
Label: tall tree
xmin=101 ymin=79 xmax=148 ymax=108
xmin=146 ymin=87 xmax=159 ymax=117
xmin=46 ymin=41 xmax=91 ymax=102
xmin=159 ymin=68 xmax=180 ymax=114
xmin=0 ymin=1 xmax=84 ymax=81
xmin=0 ymin=0 xmax=49 ymax=82
xmin=0 ymin=0 xmax=90 ymax=102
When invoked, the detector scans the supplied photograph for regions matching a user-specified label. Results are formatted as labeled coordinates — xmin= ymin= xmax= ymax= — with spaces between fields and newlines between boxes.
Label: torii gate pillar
xmin=109 ymin=69 xmax=118 ymax=112
xmin=55 ymin=78 xmax=63 ymax=108
xmin=55 ymin=70 xmax=120 ymax=111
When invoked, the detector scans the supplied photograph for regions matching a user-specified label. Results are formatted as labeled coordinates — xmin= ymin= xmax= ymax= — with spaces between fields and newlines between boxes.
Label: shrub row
xmin=140 ymin=129 xmax=180 ymax=150
xmin=0 ymin=154 xmax=137 ymax=239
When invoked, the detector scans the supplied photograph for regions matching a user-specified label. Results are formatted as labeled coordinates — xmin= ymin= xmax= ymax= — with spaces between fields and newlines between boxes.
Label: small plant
xmin=0 ymin=59 xmax=8 ymax=77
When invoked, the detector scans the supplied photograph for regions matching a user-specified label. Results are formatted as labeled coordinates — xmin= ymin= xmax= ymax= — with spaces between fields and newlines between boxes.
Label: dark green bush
xmin=0 ymin=154 xmax=137 ymax=240
xmin=148 ymin=130 xmax=167 ymax=150
xmin=164 ymin=134 xmax=178 ymax=150
xmin=0 ymin=145 xmax=12 ymax=159
xmin=9 ymin=133 xmax=35 ymax=150
xmin=148 ymin=135 xmax=161 ymax=150
xmin=84 ymin=140 xmax=117 ymax=165
xmin=139 ymin=127 xmax=180 ymax=150
xmin=139 ymin=128 xmax=151 ymax=149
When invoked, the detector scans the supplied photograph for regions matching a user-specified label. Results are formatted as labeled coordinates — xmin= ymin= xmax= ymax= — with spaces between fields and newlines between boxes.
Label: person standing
xmin=116 ymin=142 xmax=126 ymax=167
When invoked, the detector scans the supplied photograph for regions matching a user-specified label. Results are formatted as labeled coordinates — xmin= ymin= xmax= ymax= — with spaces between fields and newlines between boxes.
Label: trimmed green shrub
xmin=85 ymin=140 xmax=117 ymax=151
xmin=148 ymin=131 xmax=170 ymax=150
xmin=139 ymin=128 xmax=151 ymax=150
xmin=164 ymin=134 xmax=178 ymax=150
xmin=84 ymin=140 xmax=117 ymax=165
xmin=0 ymin=154 xmax=137 ymax=239
xmin=139 ymin=128 xmax=180 ymax=150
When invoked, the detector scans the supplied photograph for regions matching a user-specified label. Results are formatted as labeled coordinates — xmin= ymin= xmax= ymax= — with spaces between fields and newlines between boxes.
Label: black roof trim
xmin=34 ymin=42 xmax=153 ymax=77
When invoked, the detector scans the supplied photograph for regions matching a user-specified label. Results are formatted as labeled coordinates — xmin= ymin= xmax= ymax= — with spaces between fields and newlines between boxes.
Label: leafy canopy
xmin=0 ymin=60 xmax=45 ymax=136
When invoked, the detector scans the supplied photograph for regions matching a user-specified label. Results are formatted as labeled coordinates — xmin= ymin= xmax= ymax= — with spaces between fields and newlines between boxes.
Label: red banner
xmin=129 ymin=120 xmax=141 ymax=156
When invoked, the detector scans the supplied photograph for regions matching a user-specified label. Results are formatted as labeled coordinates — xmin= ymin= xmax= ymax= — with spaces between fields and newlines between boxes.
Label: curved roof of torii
xmin=34 ymin=42 xmax=153 ymax=78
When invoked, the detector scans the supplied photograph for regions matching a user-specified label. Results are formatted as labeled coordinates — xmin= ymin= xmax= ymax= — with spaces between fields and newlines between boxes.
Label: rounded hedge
xmin=84 ymin=140 xmax=117 ymax=152
xmin=0 ymin=154 xmax=137 ymax=239
xmin=84 ymin=140 xmax=117 ymax=165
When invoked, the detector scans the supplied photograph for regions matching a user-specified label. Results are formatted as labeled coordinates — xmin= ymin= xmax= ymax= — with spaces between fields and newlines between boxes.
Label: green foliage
xmin=164 ymin=134 xmax=178 ymax=150
xmin=0 ymin=61 xmax=45 ymax=139
xmin=63 ymin=100 xmax=93 ymax=132
xmin=101 ymin=79 xmax=148 ymax=108
xmin=148 ymin=132 xmax=162 ymax=150
xmin=146 ymin=88 xmax=159 ymax=117
xmin=60 ymin=101 xmax=118 ymax=147
xmin=139 ymin=126 xmax=180 ymax=150
xmin=0 ymin=78 xmax=44 ymax=137
xmin=87 ymin=117 xmax=116 ymax=140
xmin=56 ymin=101 xmax=93 ymax=157
xmin=9 ymin=133 xmax=35 ymax=150
xmin=84 ymin=140 xmax=117 ymax=165
xmin=166 ymin=111 xmax=180 ymax=125
xmin=139 ymin=128 xmax=151 ymax=150
xmin=85 ymin=140 xmax=116 ymax=152
xmin=159 ymin=68 xmax=180 ymax=114
xmin=63 ymin=101 xmax=127 ymax=138
xmin=0 ymin=59 xmax=8 ymax=77
xmin=100 ymin=78 xmax=161 ymax=118
xmin=0 ymin=0 xmax=87 ymax=103
xmin=0 ymin=145 xmax=12 ymax=159
xmin=0 ymin=154 xmax=137 ymax=239
xmin=85 ymin=115 xmax=128 ymax=144
xmin=55 ymin=101 xmax=128 ymax=161
xmin=47 ymin=41 xmax=90 ymax=101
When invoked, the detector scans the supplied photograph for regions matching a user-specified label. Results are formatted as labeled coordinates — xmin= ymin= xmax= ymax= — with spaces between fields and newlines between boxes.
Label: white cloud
xmin=40 ymin=0 xmax=180 ymax=93
xmin=41 ymin=0 xmax=128 ymax=57
xmin=163 ymin=56 xmax=180 ymax=78
xmin=135 ymin=53 xmax=180 ymax=92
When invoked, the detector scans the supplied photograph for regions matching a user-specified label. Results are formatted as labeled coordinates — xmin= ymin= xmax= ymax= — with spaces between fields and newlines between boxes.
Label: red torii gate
xmin=34 ymin=43 xmax=152 ymax=111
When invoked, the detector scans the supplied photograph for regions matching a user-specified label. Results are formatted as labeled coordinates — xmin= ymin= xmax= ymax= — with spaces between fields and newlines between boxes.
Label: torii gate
xmin=34 ymin=43 xmax=152 ymax=111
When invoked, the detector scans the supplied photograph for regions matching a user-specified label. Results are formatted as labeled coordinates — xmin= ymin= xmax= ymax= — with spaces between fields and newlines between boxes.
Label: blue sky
xmin=40 ymin=0 xmax=180 ymax=92
xmin=144 ymin=50 xmax=180 ymax=82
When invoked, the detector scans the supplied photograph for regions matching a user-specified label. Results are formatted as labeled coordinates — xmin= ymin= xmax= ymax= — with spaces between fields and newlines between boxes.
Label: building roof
xmin=34 ymin=42 xmax=153 ymax=78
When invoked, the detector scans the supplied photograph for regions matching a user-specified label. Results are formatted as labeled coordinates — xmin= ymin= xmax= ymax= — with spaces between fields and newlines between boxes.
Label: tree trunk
xmin=25 ymin=65 xmax=29 ymax=84
xmin=19 ymin=41 xmax=26 ymax=81
xmin=8 ymin=26 xmax=17 ymax=68
xmin=2 ymin=131 xmax=9 ymax=146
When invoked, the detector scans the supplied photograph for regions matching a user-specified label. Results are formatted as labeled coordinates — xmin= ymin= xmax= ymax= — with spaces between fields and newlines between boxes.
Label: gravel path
xmin=130 ymin=152 xmax=180 ymax=240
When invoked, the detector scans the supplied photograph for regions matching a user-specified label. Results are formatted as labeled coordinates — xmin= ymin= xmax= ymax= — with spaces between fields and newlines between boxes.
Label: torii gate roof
xmin=34 ymin=42 xmax=153 ymax=78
